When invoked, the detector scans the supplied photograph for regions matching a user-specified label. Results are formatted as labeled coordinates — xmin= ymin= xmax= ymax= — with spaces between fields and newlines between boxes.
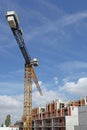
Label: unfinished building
xmin=32 ymin=97 xmax=87 ymax=130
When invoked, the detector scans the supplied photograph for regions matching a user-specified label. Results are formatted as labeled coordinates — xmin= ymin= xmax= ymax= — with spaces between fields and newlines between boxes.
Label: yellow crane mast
xmin=5 ymin=11 xmax=43 ymax=130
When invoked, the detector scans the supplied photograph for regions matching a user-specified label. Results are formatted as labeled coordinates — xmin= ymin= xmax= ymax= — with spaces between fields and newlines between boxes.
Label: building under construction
xmin=32 ymin=96 xmax=87 ymax=130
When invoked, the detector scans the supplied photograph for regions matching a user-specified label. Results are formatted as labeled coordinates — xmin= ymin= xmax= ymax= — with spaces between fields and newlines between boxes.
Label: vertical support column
xmin=22 ymin=64 xmax=32 ymax=130
xmin=52 ymin=118 xmax=54 ymax=130
xmin=60 ymin=104 xmax=62 ymax=116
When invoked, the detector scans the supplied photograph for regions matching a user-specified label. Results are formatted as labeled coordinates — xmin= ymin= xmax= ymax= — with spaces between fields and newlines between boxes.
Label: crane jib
xmin=12 ymin=28 xmax=31 ymax=64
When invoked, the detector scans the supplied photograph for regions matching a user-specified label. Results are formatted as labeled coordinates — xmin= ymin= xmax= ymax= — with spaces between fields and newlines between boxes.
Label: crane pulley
xmin=6 ymin=11 xmax=43 ymax=130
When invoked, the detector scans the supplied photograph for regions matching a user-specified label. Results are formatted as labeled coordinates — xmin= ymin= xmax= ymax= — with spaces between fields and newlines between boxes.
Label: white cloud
xmin=1 ymin=77 xmax=87 ymax=125
xmin=27 ymin=10 xmax=87 ymax=40
xmin=0 ymin=80 xmax=66 ymax=125
xmin=60 ymin=77 xmax=87 ymax=96
xmin=53 ymin=76 xmax=59 ymax=85
xmin=0 ymin=95 xmax=19 ymax=107
xmin=58 ymin=61 xmax=87 ymax=72
xmin=61 ymin=11 xmax=87 ymax=27
xmin=0 ymin=81 xmax=23 ymax=95
xmin=0 ymin=95 xmax=23 ymax=125
xmin=32 ymin=81 xmax=66 ymax=107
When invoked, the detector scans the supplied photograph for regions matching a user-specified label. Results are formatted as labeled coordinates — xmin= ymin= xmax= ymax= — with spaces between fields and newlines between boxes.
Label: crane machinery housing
xmin=6 ymin=11 xmax=43 ymax=130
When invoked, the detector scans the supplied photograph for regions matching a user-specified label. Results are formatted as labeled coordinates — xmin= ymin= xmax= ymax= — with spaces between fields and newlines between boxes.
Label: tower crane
xmin=6 ymin=11 xmax=43 ymax=130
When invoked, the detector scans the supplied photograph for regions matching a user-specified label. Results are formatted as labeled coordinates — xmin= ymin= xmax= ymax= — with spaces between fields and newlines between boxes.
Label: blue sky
xmin=0 ymin=0 xmax=87 ymax=124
